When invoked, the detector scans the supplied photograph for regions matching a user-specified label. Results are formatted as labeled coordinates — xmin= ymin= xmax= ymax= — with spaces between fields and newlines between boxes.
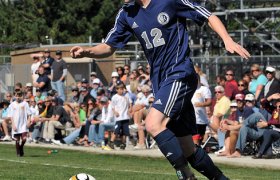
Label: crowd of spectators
xmin=0 ymin=55 xmax=280 ymax=158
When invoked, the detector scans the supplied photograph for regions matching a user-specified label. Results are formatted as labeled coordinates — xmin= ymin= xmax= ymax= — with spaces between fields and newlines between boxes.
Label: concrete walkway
xmin=2 ymin=141 xmax=280 ymax=170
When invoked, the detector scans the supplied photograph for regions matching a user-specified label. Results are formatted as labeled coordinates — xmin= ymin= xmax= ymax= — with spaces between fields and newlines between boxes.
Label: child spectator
xmin=8 ymin=90 xmax=31 ymax=156
xmin=107 ymin=82 xmax=131 ymax=150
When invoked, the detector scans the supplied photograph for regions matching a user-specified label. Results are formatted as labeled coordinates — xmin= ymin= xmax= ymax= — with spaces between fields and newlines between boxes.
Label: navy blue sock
xmin=154 ymin=129 xmax=186 ymax=168
xmin=187 ymin=146 xmax=228 ymax=180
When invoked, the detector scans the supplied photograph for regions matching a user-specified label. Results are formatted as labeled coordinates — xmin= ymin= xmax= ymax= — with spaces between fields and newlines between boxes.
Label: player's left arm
xmin=208 ymin=15 xmax=250 ymax=59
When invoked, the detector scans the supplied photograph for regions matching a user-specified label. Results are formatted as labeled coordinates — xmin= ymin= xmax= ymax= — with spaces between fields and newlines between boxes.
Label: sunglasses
xmin=238 ymin=84 xmax=244 ymax=87
xmin=112 ymin=77 xmax=118 ymax=78
xmin=215 ymin=91 xmax=223 ymax=94
xmin=230 ymin=106 xmax=237 ymax=108
xmin=251 ymin=69 xmax=259 ymax=73
xmin=225 ymin=74 xmax=234 ymax=76
xmin=265 ymin=71 xmax=273 ymax=74
xmin=88 ymin=103 xmax=93 ymax=105
xmin=246 ymin=100 xmax=253 ymax=103
xmin=124 ymin=68 xmax=129 ymax=70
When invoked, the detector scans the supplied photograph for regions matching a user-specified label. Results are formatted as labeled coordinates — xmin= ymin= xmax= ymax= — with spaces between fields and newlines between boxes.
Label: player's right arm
xmin=70 ymin=43 xmax=116 ymax=59
xmin=71 ymin=8 xmax=132 ymax=59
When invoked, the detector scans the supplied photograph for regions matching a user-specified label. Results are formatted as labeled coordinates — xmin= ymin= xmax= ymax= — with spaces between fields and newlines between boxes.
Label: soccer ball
xmin=69 ymin=173 xmax=96 ymax=180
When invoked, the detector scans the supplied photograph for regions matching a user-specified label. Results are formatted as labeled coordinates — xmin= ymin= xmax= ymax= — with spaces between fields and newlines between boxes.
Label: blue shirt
xmin=105 ymin=0 xmax=211 ymax=93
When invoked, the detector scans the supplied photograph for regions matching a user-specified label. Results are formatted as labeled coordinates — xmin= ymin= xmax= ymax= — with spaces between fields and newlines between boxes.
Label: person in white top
xmin=8 ymin=90 xmax=31 ymax=157
xmin=191 ymin=77 xmax=212 ymax=145
xmin=107 ymin=83 xmax=131 ymax=150
xmin=31 ymin=56 xmax=42 ymax=95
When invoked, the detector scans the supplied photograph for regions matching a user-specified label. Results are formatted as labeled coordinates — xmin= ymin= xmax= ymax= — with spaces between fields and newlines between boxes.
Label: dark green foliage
xmin=0 ymin=0 xmax=123 ymax=44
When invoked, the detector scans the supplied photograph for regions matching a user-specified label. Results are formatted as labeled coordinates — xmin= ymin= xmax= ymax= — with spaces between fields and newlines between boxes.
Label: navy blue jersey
xmin=105 ymin=0 xmax=211 ymax=93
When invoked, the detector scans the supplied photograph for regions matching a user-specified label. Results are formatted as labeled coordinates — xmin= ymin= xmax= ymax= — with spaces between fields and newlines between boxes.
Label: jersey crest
xmin=157 ymin=12 xmax=170 ymax=25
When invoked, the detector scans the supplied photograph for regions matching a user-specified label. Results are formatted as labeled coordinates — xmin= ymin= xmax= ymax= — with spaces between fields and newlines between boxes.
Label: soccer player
xmin=70 ymin=0 xmax=250 ymax=179
xmin=8 ymin=90 xmax=31 ymax=157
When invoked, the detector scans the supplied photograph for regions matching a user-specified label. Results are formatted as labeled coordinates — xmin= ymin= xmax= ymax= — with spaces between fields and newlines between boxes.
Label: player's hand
xmin=70 ymin=46 xmax=84 ymax=59
xmin=224 ymin=38 xmax=251 ymax=59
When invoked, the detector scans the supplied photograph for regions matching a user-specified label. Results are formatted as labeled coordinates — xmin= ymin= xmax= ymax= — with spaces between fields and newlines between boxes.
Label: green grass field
xmin=0 ymin=144 xmax=279 ymax=180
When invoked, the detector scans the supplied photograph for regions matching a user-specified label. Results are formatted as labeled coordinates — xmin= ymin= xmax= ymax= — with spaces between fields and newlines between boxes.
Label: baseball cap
xmin=47 ymin=89 xmax=57 ymax=96
xmin=230 ymin=101 xmax=237 ymax=107
xmin=245 ymin=94 xmax=255 ymax=101
xmin=90 ymin=72 xmax=97 ymax=76
xmin=79 ymin=87 xmax=87 ymax=92
xmin=111 ymin=72 xmax=119 ymax=77
xmin=100 ymin=96 xmax=109 ymax=103
xmin=55 ymin=50 xmax=62 ymax=55
xmin=26 ymin=82 xmax=32 ymax=87
xmin=44 ymin=49 xmax=50 ymax=53
xmin=93 ymin=79 xmax=100 ymax=84
xmin=81 ymin=78 xmax=89 ymax=84
xmin=235 ymin=94 xmax=245 ymax=101
xmin=266 ymin=66 xmax=276 ymax=73
xmin=71 ymin=86 xmax=79 ymax=91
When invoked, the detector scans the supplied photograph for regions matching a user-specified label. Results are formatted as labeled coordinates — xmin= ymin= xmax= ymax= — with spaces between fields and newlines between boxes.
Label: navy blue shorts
xmin=152 ymin=74 xmax=198 ymax=137
xmin=114 ymin=120 xmax=130 ymax=136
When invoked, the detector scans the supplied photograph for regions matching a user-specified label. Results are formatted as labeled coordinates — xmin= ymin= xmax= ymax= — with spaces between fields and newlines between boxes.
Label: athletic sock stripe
xmin=181 ymin=0 xmax=211 ymax=18
xmin=164 ymin=82 xmax=178 ymax=115
xmin=105 ymin=8 xmax=123 ymax=43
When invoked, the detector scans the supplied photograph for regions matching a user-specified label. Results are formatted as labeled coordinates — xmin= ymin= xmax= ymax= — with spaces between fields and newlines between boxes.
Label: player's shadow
xmin=27 ymin=155 xmax=49 ymax=157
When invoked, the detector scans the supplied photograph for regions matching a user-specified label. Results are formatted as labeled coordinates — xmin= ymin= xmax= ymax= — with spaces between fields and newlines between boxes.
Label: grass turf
xmin=0 ymin=144 xmax=279 ymax=180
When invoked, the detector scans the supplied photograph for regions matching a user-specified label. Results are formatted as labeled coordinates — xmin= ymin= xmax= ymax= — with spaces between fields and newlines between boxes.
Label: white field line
xmin=0 ymin=158 xmax=206 ymax=178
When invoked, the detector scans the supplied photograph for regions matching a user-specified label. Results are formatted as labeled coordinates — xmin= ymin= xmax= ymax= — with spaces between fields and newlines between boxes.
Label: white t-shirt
xmin=8 ymin=101 xmax=31 ymax=136
xmin=191 ymin=85 xmax=211 ymax=125
xmin=111 ymin=94 xmax=130 ymax=121
xmin=135 ymin=92 xmax=153 ymax=107
xmin=101 ymin=103 xmax=115 ymax=124
xmin=31 ymin=62 xmax=41 ymax=82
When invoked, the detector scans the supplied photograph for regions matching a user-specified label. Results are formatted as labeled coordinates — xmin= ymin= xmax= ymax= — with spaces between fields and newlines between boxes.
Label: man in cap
xmin=90 ymin=78 xmax=101 ymax=98
xmin=42 ymin=49 xmax=54 ymax=76
xmin=79 ymin=86 xmax=95 ymax=105
xmin=90 ymin=72 xmax=103 ymax=87
xmin=260 ymin=66 xmax=280 ymax=100
xmin=50 ymin=50 xmax=67 ymax=101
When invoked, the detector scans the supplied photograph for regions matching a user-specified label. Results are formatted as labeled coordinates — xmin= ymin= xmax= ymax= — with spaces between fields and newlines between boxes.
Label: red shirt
xmin=225 ymin=80 xmax=238 ymax=100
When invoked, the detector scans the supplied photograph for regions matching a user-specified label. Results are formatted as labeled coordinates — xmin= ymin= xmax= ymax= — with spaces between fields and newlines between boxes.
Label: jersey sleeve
xmin=175 ymin=0 xmax=211 ymax=26
xmin=104 ymin=8 xmax=133 ymax=49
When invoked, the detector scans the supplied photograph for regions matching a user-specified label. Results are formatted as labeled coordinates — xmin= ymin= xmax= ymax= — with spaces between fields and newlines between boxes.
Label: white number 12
xmin=141 ymin=28 xmax=165 ymax=49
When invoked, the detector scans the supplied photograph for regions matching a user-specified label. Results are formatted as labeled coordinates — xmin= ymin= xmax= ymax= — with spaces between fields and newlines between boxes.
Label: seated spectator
xmin=245 ymin=94 xmax=259 ymax=113
xmin=34 ymin=88 xmax=46 ymax=102
xmin=260 ymin=66 xmax=280 ymax=100
xmin=90 ymin=79 xmax=101 ymax=98
xmin=218 ymin=101 xmax=239 ymax=156
xmin=229 ymin=111 xmax=269 ymax=158
xmin=47 ymin=89 xmax=64 ymax=105
xmin=108 ymin=72 xmax=120 ymax=98
xmin=134 ymin=96 xmax=155 ymax=150
xmin=216 ymin=75 xmax=226 ymax=87
xmin=253 ymin=99 xmax=280 ymax=159
xmin=123 ymin=64 xmax=131 ymax=85
xmin=209 ymin=86 xmax=231 ymax=133
xmin=90 ymin=71 xmax=103 ymax=87
xmin=249 ymin=64 xmax=267 ymax=101
xmin=79 ymin=86 xmax=95 ymax=105
xmin=42 ymin=97 xmax=73 ymax=143
xmin=130 ymin=85 xmax=153 ymax=130
xmin=0 ymin=100 xmax=11 ymax=141
xmin=68 ymin=86 xmax=80 ymax=103
xmin=237 ymin=80 xmax=250 ymax=95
